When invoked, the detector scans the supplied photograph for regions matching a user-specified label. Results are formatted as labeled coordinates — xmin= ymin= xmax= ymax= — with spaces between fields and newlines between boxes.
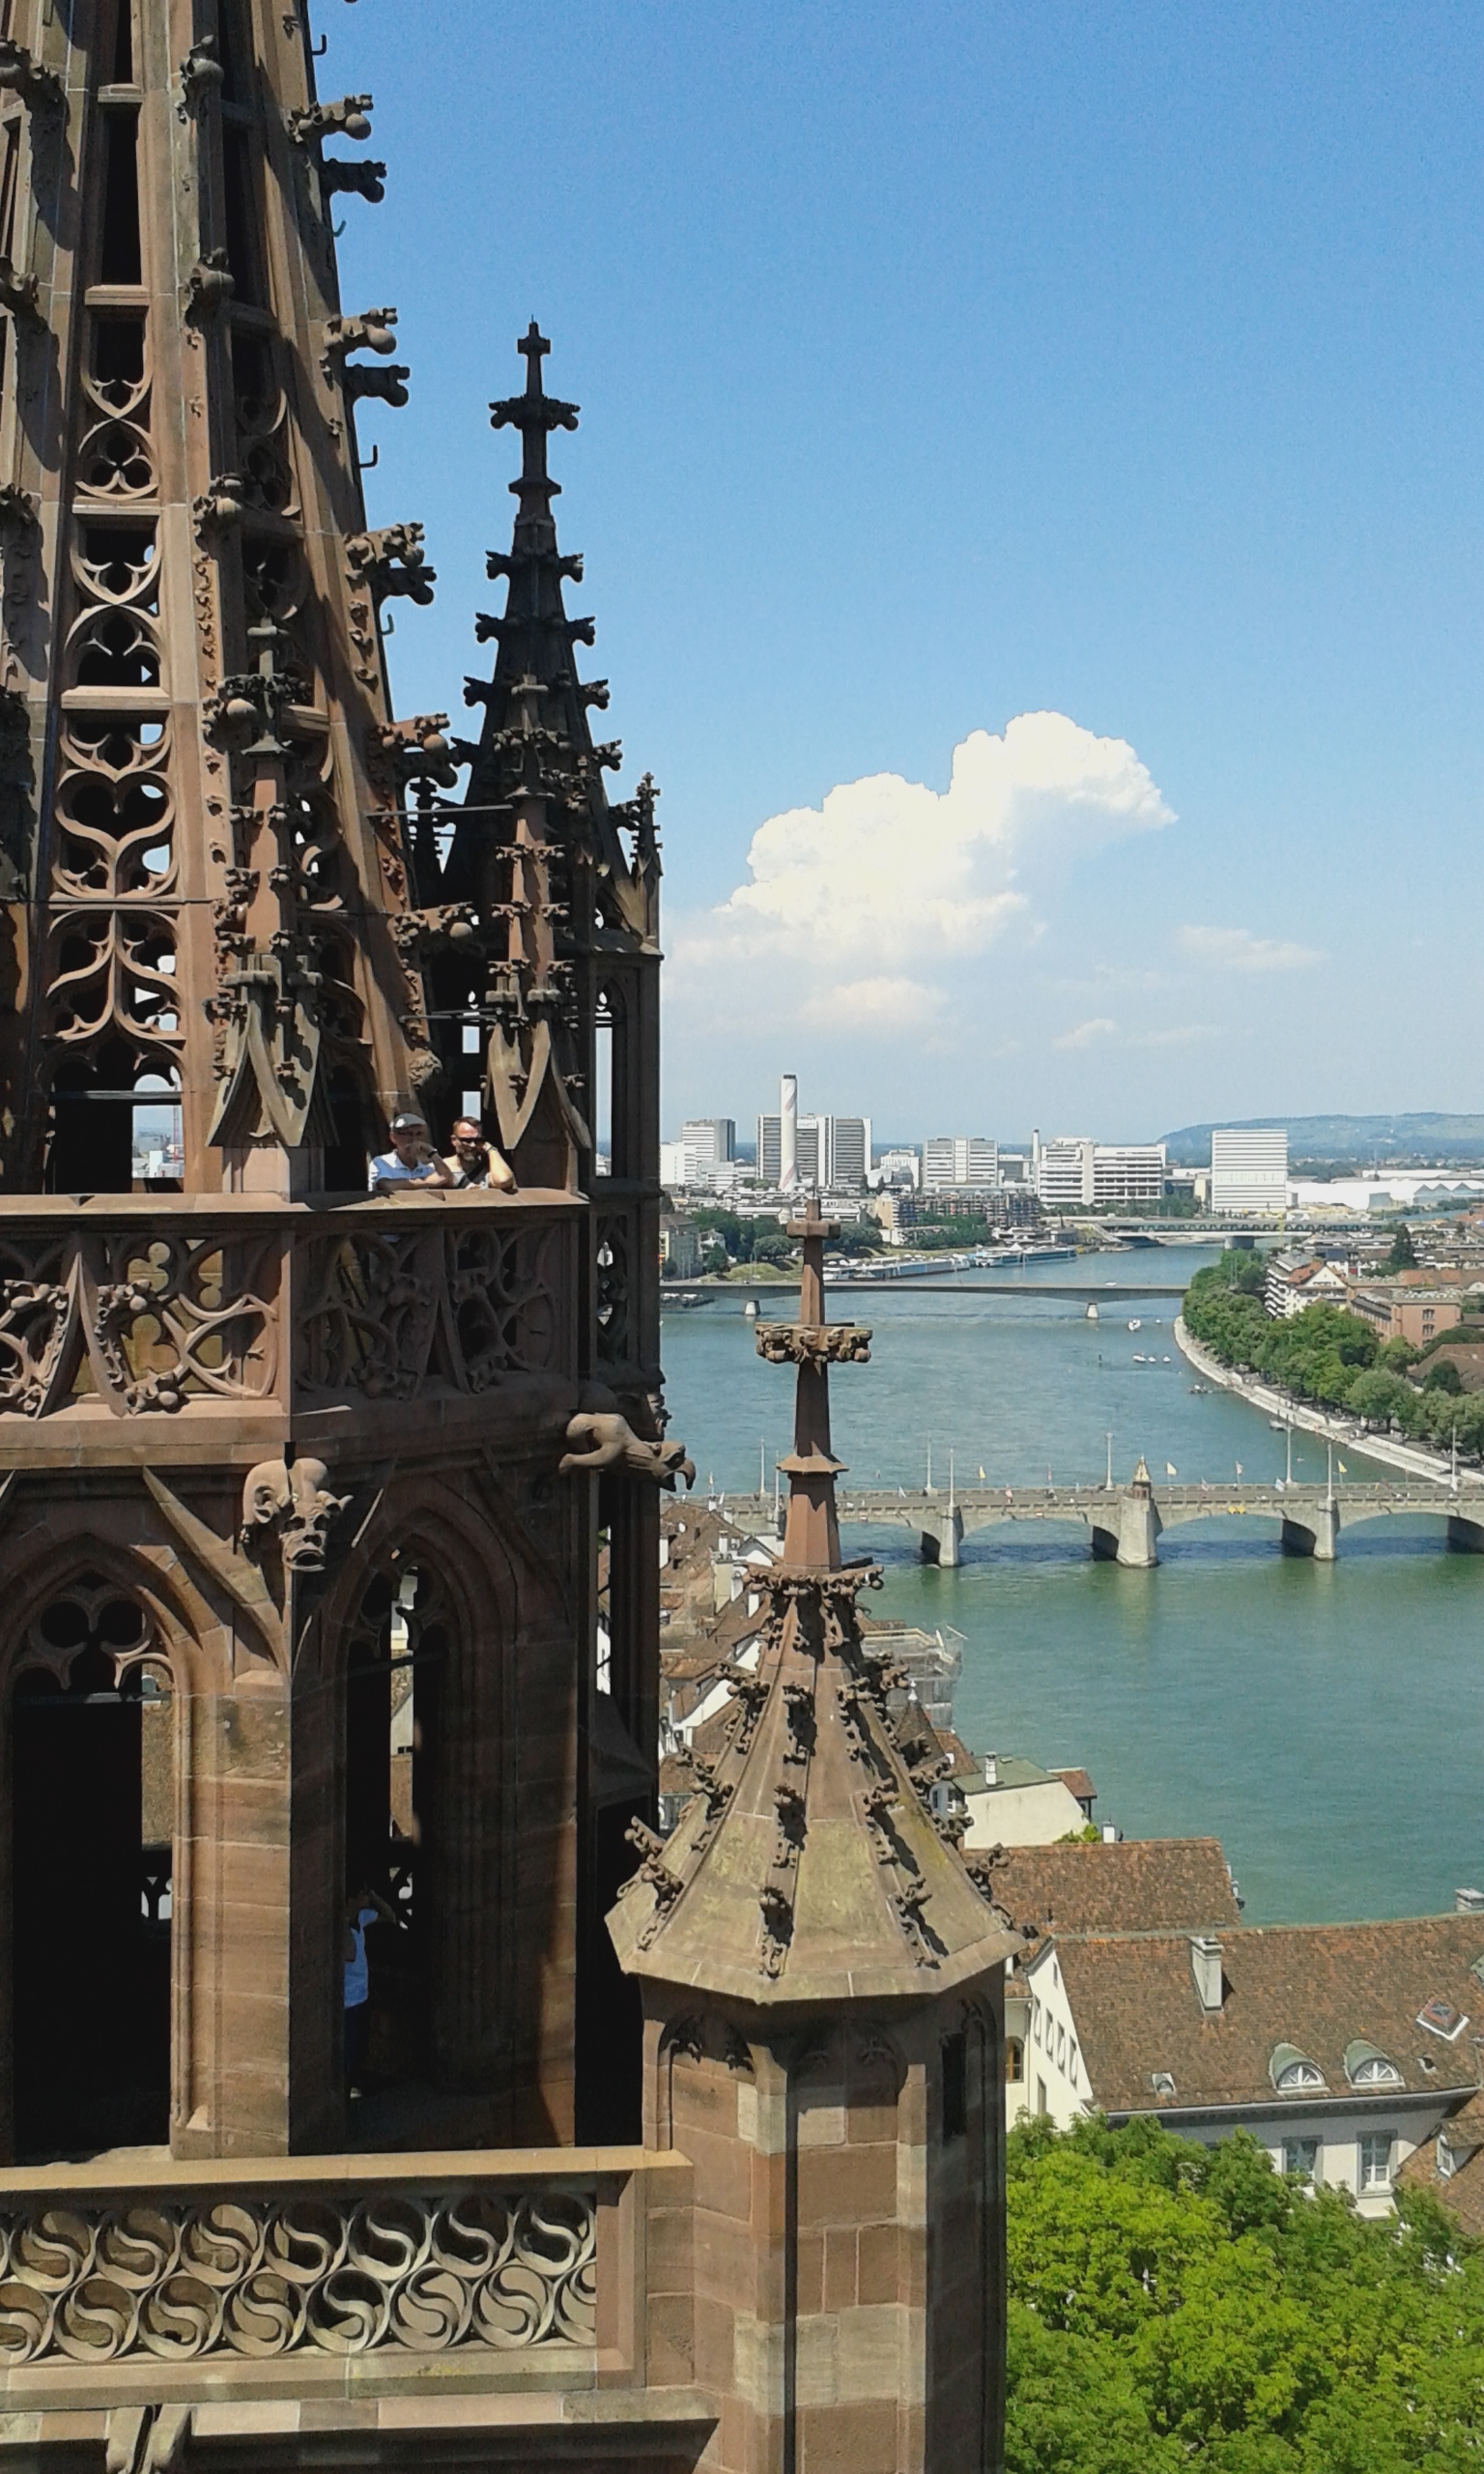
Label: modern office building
xmin=1211 ymin=1128 xmax=1290 ymax=1216
xmin=681 ymin=1117 xmax=735 ymax=1167
xmin=756 ymin=1108 xmax=869 ymax=1192
xmin=1035 ymin=1139 xmax=1167 ymax=1207
xmin=923 ymin=1136 xmax=999 ymax=1192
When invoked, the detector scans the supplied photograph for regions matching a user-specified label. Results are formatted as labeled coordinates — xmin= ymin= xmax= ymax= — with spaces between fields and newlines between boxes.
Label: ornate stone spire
xmin=0 ymin=0 xmax=453 ymax=1194
xmin=610 ymin=1196 xmax=1014 ymax=1999
xmin=404 ymin=325 xmax=659 ymax=1190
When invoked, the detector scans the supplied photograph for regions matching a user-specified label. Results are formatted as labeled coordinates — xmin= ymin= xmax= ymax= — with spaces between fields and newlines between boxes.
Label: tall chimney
xmin=1189 ymin=1934 xmax=1224 ymax=2013
xmin=780 ymin=1073 xmax=799 ymax=1191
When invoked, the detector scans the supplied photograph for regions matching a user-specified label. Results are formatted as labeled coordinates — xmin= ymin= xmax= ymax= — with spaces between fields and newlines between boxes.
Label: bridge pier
xmin=1281 ymin=1503 xmax=1339 ymax=1559
xmin=917 ymin=1508 xmax=963 ymax=1568
xmin=1447 ymin=1513 xmax=1484 ymax=1553
xmin=1111 ymin=1460 xmax=1162 ymax=1567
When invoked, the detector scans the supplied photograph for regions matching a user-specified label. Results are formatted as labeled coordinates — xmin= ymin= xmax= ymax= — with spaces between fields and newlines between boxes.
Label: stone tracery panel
xmin=297 ymin=1220 xmax=569 ymax=1400
xmin=0 ymin=2185 xmax=597 ymax=2363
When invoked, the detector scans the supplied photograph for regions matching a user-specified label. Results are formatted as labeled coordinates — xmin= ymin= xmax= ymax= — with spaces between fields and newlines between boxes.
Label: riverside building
xmin=923 ymin=1136 xmax=999 ymax=1191
xmin=1034 ymin=1137 xmax=1167 ymax=1207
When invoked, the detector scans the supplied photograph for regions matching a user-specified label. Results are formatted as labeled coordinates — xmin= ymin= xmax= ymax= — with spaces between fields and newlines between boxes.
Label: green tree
xmin=1423 ymin=1356 xmax=1463 ymax=1394
xmin=1378 ymin=1336 xmax=1418 ymax=1372
xmin=1005 ymin=2118 xmax=1484 ymax=2473
xmin=1385 ymin=1223 xmax=1418 ymax=1271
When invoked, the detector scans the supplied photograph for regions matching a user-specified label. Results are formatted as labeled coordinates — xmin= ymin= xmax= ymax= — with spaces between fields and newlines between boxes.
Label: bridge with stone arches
xmin=708 ymin=1472 xmax=1484 ymax=1568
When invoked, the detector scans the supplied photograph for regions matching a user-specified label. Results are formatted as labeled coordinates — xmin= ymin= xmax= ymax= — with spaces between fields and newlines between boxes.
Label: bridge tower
xmin=612 ymin=1199 xmax=1017 ymax=2472
xmin=0 ymin=0 xmax=668 ymax=2172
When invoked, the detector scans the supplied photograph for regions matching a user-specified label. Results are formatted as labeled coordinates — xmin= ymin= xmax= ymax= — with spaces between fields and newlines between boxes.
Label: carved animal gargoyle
xmin=240 ymin=1455 xmax=351 ymax=1574
xmin=558 ymin=1411 xmax=696 ymax=1492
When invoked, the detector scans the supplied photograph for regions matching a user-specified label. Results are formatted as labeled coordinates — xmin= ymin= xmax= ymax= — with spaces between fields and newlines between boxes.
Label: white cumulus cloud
xmin=668 ymin=714 xmax=1174 ymax=1039
xmin=1177 ymin=925 xmax=1324 ymax=973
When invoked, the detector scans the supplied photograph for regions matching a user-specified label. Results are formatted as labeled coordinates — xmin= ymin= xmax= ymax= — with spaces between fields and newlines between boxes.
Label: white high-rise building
xmin=780 ymin=1074 xmax=800 ymax=1190
xmin=1036 ymin=1139 xmax=1167 ymax=1206
xmin=756 ymin=1098 xmax=870 ymax=1193
xmin=922 ymin=1136 xmax=998 ymax=1192
xmin=1211 ymin=1129 xmax=1288 ymax=1217
xmin=804 ymin=1114 xmax=870 ymax=1193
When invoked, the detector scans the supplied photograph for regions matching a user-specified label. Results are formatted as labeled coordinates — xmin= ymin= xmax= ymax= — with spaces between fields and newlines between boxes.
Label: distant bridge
xmin=664 ymin=1279 xmax=1186 ymax=1306
xmin=705 ymin=1479 xmax=1484 ymax=1568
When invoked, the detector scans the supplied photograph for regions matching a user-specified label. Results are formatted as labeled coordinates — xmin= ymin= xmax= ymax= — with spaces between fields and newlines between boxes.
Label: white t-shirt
xmin=344 ymin=1906 xmax=377 ymax=2008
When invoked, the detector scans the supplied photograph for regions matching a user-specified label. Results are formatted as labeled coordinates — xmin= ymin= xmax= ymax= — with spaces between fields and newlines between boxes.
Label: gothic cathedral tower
xmin=0 ymin=0 xmax=665 ymax=2167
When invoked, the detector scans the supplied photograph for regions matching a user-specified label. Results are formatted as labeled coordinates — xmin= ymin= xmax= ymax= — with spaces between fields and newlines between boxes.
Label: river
xmin=658 ymin=1243 xmax=1483 ymax=1926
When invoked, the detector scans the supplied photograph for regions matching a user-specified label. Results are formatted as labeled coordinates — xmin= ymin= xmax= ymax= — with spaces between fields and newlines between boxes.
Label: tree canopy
xmin=1007 ymin=2115 xmax=1484 ymax=2471
xmin=1385 ymin=1223 xmax=1419 ymax=1271
xmin=1182 ymin=1257 xmax=1484 ymax=1456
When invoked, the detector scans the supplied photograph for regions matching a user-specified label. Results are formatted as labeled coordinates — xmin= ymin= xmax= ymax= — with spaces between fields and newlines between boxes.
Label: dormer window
xmin=1270 ymin=2043 xmax=1326 ymax=2093
xmin=1151 ymin=2071 xmax=1176 ymax=2101
xmin=1417 ymin=1999 xmax=1470 ymax=2043
xmin=1344 ymin=2040 xmax=1402 ymax=2088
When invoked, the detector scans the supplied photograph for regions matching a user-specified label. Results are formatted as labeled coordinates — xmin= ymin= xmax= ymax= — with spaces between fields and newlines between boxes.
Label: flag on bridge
xmin=1338 ymin=1458 xmax=1348 ymax=1474
xmin=1165 ymin=1462 xmax=1178 ymax=1477
xmin=979 ymin=1466 xmax=985 ymax=1482
xmin=1235 ymin=1461 xmax=1243 ymax=1477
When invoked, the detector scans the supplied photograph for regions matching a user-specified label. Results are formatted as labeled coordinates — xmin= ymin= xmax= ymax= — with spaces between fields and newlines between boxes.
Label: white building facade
xmin=1211 ymin=1128 xmax=1289 ymax=1216
xmin=922 ymin=1136 xmax=998 ymax=1192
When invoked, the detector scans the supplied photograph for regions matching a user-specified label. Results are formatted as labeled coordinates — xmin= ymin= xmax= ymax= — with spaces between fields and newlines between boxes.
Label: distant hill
xmin=1161 ymin=1114 xmax=1484 ymax=1167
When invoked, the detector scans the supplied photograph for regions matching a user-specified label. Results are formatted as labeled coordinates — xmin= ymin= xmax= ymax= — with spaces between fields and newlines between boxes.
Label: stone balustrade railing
xmin=0 ymin=1192 xmax=584 ymax=1424
xmin=0 ymin=2146 xmax=688 ymax=2398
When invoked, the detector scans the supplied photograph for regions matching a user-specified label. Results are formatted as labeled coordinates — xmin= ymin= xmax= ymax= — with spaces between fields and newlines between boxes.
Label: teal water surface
xmin=659 ymin=1247 xmax=1483 ymax=1925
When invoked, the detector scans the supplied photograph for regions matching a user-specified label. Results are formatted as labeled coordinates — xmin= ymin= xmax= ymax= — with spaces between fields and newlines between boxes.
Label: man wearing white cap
xmin=368 ymin=1110 xmax=455 ymax=1195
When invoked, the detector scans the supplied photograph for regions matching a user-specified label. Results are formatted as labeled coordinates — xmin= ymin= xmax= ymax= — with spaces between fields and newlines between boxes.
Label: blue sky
xmin=334 ymin=0 xmax=1483 ymax=1142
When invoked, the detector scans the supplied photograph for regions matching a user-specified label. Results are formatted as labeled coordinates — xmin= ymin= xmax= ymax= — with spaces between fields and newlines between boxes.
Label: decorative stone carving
xmin=754 ymin=1322 xmax=873 ymax=1366
xmin=0 ymin=2183 xmax=597 ymax=2362
xmin=347 ymin=525 xmax=434 ymax=604
xmin=192 ymin=472 xmax=247 ymax=538
xmin=178 ymin=36 xmax=225 ymax=114
xmin=344 ymin=361 xmax=411 ymax=408
xmin=0 ymin=39 xmax=63 ymax=112
xmin=287 ymin=94 xmax=374 ymax=146
xmin=297 ymin=1221 xmax=570 ymax=1400
xmin=320 ymin=157 xmax=387 ymax=201
xmin=558 ymin=1410 xmax=695 ymax=1490
xmin=240 ymin=1454 xmax=351 ymax=1571
xmin=323 ymin=306 xmax=399 ymax=378
xmin=186 ymin=249 xmax=235 ymax=319
xmin=0 ymin=255 xmax=41 ymax=321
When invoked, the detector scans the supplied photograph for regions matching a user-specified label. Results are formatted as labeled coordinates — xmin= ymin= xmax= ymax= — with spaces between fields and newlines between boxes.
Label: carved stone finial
xmin=192 ymin=473 xmax=247 ymax=540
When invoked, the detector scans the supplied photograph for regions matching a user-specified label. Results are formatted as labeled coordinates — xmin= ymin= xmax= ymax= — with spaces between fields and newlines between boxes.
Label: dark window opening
xmin=324 ymin=1065 xmax=366 ymax=1194
xmin=216 ymin=0 xmax=246 ymax=103
xmin=47 ymin=1040 xmax=179 ymax=1194
xmin=99 ymin=109 xmax=142 ymax=285
xmin=74 ymin=608 xmax=159 ymax=689
xmin=344 ymin=1568 xmax=446 ymax=2114
xmin=79 ymin=521 xmax=157 ymax=605
xmin=91 ymin=314 xmax=146 ymax=406
xmin=220 ymin=127 xmax=262 ymax=307
xmin=942 ymin=2029 xmax=968 ymax=2142
xmin=111 ymin=0 xmax=134 ymax=84
xmin=13 ymin=1589 xmax=170 ymax=2159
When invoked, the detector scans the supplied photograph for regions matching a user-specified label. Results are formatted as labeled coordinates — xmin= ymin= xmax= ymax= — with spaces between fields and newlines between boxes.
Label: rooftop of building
xmin=990 ymin=1836 xmax=1240 ymax=1941
xmin=1396 ymin=2090 xmax=1484 ymax=2234
xmin=1050 ymin=1913 xmax=1484 ymax=2114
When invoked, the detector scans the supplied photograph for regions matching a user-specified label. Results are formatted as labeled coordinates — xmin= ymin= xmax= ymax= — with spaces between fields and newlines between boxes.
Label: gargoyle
xmin=559 ymin=1410 xmax=696 ymax=1491
xmin=321 ymin=158 xmax=386 ymax=202
xmin=344 ymin=362 xmax=410 ymax=409
xmin=0 ymin=40 xmax=63 ymax=111
xmin=323 ymin=307 xmax=398 ymax=367
xmin=346 ymin=524 xmax=434 ymax=604
xmin=287 ymin=95 xmax=373 ymax=146
xmin=240 ymin=1455 xmax=351 ymax=1574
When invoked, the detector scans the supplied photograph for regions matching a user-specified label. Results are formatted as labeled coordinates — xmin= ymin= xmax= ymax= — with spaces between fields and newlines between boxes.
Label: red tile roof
xmin=990 ymin=1837 xmax=1240 ymax=1939
xmin=1055 ymin=1914 xmax=1484 ymax=2115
